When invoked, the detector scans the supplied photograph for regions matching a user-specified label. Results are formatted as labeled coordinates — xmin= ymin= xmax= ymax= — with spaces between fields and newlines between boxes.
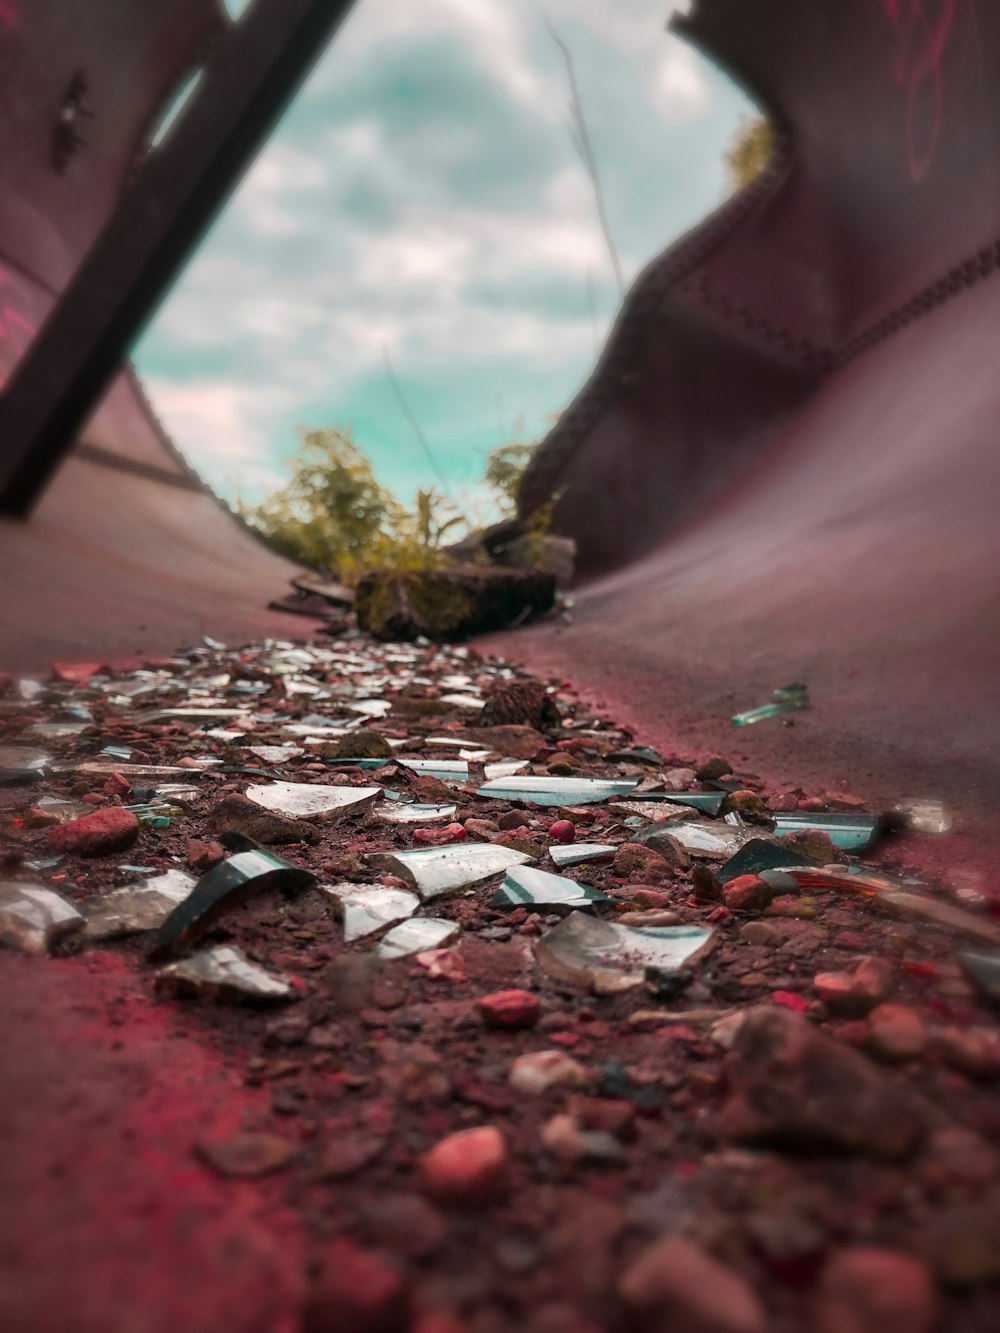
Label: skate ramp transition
xmin=512 ymin=0 xmax=1000 ymax=820
xmin=1 ymin=0 xmax=998 ymax=817
xmin=0 ymin=0 xmax=308 ymax=671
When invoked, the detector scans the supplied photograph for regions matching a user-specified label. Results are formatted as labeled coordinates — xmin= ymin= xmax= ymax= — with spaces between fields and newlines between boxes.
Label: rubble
xmin=2 ymin=629 xmax=997 ymax=1329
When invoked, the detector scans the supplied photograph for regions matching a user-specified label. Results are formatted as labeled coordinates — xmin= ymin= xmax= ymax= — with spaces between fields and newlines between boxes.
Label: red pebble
xmin=419 ymin=1126 xmax=507 ymax=1205
xmin=548 ymin=819 xmax=576 ymax=844
xmin=103 ymin=773 xmax=132 ymax=798
xmin=47 ymin=807 xmax=139 ymax=857
xmin=301 ymin=1238 xmax=407 ymax=1333
xmin=477 ymin=989 xmax=540 ymax=1031
xmin=413 ymin=823 xmax=467 ymax=846
xmin=51 ymin=661 xmax=106 ymax=684
xmin=772 ymin=990 xmax=810 ymax=1013
xmin=81 ymin=793 xmax=107 ymax=806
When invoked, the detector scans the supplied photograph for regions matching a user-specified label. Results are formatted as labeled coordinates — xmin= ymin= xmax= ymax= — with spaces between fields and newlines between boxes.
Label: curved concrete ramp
xmin=510 ymin=0 xmax=1000 ymax=826
xmin=0 ymin=0 xmax=310 ymax=671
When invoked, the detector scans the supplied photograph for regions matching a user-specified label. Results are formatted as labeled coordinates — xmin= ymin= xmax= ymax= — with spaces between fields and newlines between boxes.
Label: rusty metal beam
xmin=0 ymin=0 xmax=356 ymax=517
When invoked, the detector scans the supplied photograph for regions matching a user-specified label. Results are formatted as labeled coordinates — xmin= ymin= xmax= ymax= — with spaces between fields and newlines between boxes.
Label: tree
xmin=725 ymin=115 xmax=773 ymax=193
xmin=483 ymin=441 xmax=537 ymax=517
xmin=237 ymin=426 xmax=403 ymax=576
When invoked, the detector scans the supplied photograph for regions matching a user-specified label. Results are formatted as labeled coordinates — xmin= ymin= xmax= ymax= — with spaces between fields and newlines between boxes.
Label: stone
xmin=509 ymin=1050 xmax=587 ymax=1095
xmin=739 ymin=921 xmax=785 ymax=947
xmin=814 ymin=1247 xmax=938 ymax=1333
xmin=463 ymin=817 xmax=499 ymax=840
xmin=302 ymin=1238 xmax=407 ymax=1333
xmin=619 ymin=1236 xmax=766 ymax=1333
xmin=378 ymin=918 xmax=460 ymax=959
xmin=629 ymin=824 xmax=693 ymax=869
xmin=814 ymin=957 xmax=895 ymax=1016
xmin=478 ymin=989 xmax=541 ymax=1031
xmin=419 ymin=1125 xmax=507 ymax=1205
xmin=775 ymin=828 xmax=849 ymax=863
xmin=723 ymin=875 xmax=773 ymax=913
xmin=318 ymin=1132 xmax=386 ymax=1180
xmin=866 ymin=1004 xmax=926 ymax=1063
xmin=549 ymin=819 xmax=576 ymax=844
xmin=723 ymin=790 xmax=768 ymax=817
xmin=465 ymin=724 xmax=547 ymax=759
xmin=479 ymin=678 xmax=560 ymax=729
xmin=331 ymin=728 xmax=392 ymax=759
xmin=540 ymin=1113 xmax=626 ymax=1165
xmin=196 ymin=1132 xmax=294 ymax=1178
xmin=918 ymin=1190 xmax=1000 ymax=1284
xmin=696 ymin=756 xmax=733 ymax=780
xmin=356 ymin=565 xmax=555 ymax=643
xmin=154 ymin=945 xmax=294 ymax=1004
xmin=0 ymin=881 xmax=84 ymax=954
xmin=721 ymin=1006 xmax=924 ymax=1158
xmin=46 ymin=807 xmax=139 ymax=857
xmin=186 ymin=838 xmax=225 ymax=871
xmin=612 ymin=844 xmax=674 ymax=884
xmin=205 ymin=793 xmax=318 ymax=845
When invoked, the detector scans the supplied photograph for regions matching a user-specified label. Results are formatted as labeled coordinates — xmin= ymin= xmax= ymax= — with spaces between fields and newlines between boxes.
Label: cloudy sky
xmin=134 ymin=0 xmax=754 ymax=521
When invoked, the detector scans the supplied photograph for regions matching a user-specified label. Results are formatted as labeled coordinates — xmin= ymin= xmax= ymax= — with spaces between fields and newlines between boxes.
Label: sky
xmin=133 ymin=0 xmax=755 ymax=523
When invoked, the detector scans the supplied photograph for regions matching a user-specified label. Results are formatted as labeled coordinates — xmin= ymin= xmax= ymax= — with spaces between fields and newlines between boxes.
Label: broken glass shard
xmin=893 ymin=799 xmax=952 ymax=835
xmin=399 ymin=758 xmax=470 ymax=781
xmin=440 ymin=694 xmax=484 ymax=710
xmin=346 ymin=699 xmax=392 ymax=718
xmin=633 ymin=791 xmax=728 ymax=817
xmin=716 ymin=838 xmax=814 ymax=885
xmin=548 ymin=842 xmax=617 ymax=869
xmin=0 ymin=881 xmax=84 ymax=954
xmin=370 ymin=843 xmax=534 ymax=900
xmin=731 ymin=685 xmax=809 ymax=726
xmin=0 ymin=745 xmax=50 ymax=786
xmin=606 ymin=745 xmax=663 ymax=766
xmin=244 ymin=781 xmax=381 ymax=821
xmin=609 ymin=800 xmax=688 ymax=823
xmin=155 ymin=945 xmax=294 ymax=1003
xmin=147 ymin=846 xmax=316 ymax=962
xmin=61 ymin=761 xmax=204 ymax=778
xmin=771 ymin=811 xmax=883 ymax=852
xmin=665 ymin=822 xmax=754 ymax=860
xmin=246 ymin=744 xmax=303 ymax=765
xmin=535 ymin=911 xmax=715 ymax=994
xmin=323 ymin=883 xmax=419 ymax=941
xmin=483 ymin=760 xmax=531 ymax=780
xmin=374 ymin=800 xmax=458 ymax=824
xmin=29 ymin=796 xmax=93 ymax=824
xmin=490 ymin=864 xmax=611 ymax=912
xmin=876 ymin=891 xmax=1000 ymax=947
xmin=377 ymin=917 xmax=460 ymax=959
xmin=476 ymin=775 xmax=639 ymax=807
xmin=81 ymin=869 xmax=197 ymax=939
xmin=957 ymin=952 xmax=1000 ymax=1005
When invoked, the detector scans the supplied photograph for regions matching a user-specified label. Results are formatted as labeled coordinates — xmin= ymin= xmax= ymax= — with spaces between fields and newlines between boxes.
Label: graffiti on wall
xmin=880 ymin=0 xmax=978 ymax=182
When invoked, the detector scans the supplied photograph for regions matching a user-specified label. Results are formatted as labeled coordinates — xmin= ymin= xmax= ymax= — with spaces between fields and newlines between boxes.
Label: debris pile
xmin=0 ymin=632 xmax=993 ymax=1331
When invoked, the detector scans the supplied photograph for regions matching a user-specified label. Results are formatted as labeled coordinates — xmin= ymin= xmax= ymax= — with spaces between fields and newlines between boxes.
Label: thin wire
xmin=381 ymin=345 xmax=453 ymax=498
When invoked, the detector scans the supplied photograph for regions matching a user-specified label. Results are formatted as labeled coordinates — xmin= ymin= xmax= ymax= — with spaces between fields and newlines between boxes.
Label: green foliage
xmin=725 ymin=115 xmax=773 ymax=193
xmin=237 ymin=427 xmax=473 ymax=583
xmin=483 ymin=440 xmax=536 ymax=516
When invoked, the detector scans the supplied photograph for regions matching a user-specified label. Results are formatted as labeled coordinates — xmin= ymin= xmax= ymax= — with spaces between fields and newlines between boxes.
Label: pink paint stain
xmin=880 ymin=0 xmax=970 ymax=181
xmin=0 ymin=269 xmax=39 ymax=390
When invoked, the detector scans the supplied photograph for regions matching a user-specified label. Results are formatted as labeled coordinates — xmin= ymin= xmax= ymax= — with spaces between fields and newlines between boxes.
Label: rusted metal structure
xmin=0 ymin=0 xmax=353 ymax=668
xmin=0 ymin=0 xmax=997 ymax=814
